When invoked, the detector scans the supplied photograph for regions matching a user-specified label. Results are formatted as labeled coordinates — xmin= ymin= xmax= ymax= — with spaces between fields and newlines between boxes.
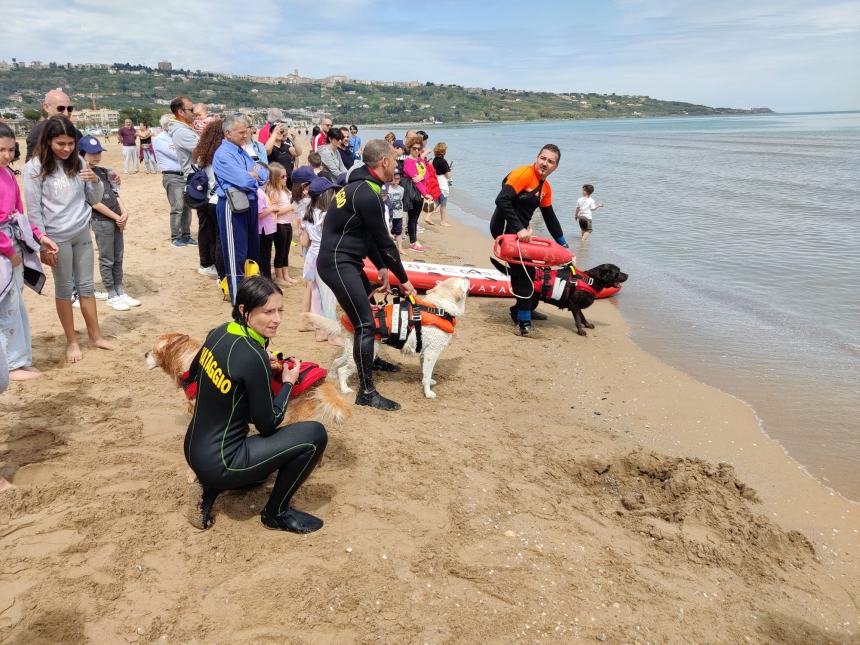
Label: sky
xmin=3 ymin=0 xmax=859 ymax=112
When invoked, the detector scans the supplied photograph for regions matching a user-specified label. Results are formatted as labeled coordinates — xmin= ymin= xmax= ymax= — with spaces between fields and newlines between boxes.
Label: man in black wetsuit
xmin=317 ymin=139 xmax=416 ymax=411
xmin=184 ymin=277 xmax=328 ymax=533
xmin=490 ymin=144 xmax=568 ymax=336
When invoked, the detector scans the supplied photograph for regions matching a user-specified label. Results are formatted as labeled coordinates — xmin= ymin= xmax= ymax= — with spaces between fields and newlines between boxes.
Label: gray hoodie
xmin=23 ymin=157 xmax=104 ymax=244
xmin=167 ymin=119 xmax=200 ymax=175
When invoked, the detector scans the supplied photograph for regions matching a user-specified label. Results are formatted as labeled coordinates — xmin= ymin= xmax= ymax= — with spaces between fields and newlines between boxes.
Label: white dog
xmin=303 ymin=277 xmax=470 ymax=399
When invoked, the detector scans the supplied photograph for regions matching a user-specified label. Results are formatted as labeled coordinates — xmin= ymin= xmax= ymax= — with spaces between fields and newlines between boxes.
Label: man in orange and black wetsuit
xmin=490 ymin=144 xmax=568 ymax=336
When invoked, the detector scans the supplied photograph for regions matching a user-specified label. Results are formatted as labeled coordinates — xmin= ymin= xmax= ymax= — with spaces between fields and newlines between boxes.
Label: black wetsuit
xmin=317 ymin=164 xmax=409 ymax=401
xmin=183 ymin=322 xmax=327 ymax=521
xmin=489 ymin=164 xmax=566 ymax=323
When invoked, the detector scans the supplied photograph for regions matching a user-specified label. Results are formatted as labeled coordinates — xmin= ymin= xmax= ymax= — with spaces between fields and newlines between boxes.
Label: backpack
xmin=184 ymin=166 xmax=210 ymax=209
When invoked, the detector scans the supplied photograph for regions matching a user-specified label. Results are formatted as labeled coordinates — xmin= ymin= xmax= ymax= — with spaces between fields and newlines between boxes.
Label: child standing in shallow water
xmin=574 ymin=183 xmax=604 ymax=242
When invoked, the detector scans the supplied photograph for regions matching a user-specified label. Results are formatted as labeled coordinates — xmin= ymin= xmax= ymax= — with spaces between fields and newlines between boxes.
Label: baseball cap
xmin=309 ymin=176 xmax=339 ymax=198
xmin=393 ymin=139 xmax=405 ymax=151
xmin=78 ymin=136 xmax=105 ymax=154
xmin=291 ymin=166 xmax=316 ymax=184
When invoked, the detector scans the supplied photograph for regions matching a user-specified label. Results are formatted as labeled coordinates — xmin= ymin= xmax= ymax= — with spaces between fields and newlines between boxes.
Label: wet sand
xmin=1 ymin=142 xmax=858 ymax=643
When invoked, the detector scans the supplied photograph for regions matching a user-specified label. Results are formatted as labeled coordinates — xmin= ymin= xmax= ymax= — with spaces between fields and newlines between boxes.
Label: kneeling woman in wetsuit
xmin=183 ymin=276 xmax=328 ymax=533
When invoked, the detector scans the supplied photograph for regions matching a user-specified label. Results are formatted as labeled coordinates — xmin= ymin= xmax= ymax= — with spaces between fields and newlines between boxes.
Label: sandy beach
xmin=2 ymin=142 xmax=858 ymax=644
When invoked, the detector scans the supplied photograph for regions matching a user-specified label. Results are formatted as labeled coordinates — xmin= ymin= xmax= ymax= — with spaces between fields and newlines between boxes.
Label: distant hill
xmin=0 ymin=62 xmax=773 ymax=127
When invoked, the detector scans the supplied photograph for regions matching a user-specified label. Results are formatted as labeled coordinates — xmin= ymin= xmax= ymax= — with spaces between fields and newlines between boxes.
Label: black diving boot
xmin=261 ymin=508 xmax=324 ymax=534
xmin=356 ymin=389 xmax=401 ymax=411
xmin=517 ymin=320 xmax=532 ymax=336
xmin=187 ymin=480 xmax=219 ymax=530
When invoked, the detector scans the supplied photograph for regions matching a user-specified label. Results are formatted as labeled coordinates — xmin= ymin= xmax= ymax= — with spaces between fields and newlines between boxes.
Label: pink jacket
xmin=403 ymin=157 xmax=429 ymax=196
xmin=0 ymin=167 xmax=41 ymax=258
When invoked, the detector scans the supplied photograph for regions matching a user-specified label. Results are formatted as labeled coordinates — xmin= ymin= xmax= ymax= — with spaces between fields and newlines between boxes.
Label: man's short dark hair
xmin=308 ymin=151 xmax=322 ymax=168
xmin=328 ymin=128 xmax=344 ymax=141
xmin=539 ymin=144 xmax=561 ymax=161
xmin=170 ymin=96 xmax=189 ymax=116
xmin=417 ymin=130 xmax=429 ymax=142
xmin=582 ymin=184 xmax=594 ymax=195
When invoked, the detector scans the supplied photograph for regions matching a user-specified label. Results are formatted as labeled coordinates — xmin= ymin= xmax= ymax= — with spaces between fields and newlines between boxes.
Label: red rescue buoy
xmin=492 ymin=234 xmax=574 ymax=267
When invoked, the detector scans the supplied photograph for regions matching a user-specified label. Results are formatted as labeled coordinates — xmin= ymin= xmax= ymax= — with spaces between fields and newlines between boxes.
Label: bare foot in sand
xmin=9 ymin=366 xmax=43 ymax=381
xmin=441 ymin=221 xmax=452 ymax=227
xmin=315 ymin=330 xmax=330 ymax=343
xmin=89 ymin=337 xmax=114 ymax=351
xmin=0 ymin=477 xmax=13 ymax=492
xmin=297 ymin=324 xmax=314 ymax=332
xmin=66 ymin=342 xmax=83 ymax=363
xmin=327 ymin=335 xmax=344 ymax=347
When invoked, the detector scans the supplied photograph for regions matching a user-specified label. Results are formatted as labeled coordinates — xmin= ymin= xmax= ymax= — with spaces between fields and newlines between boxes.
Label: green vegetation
xmin=0 ymin=62 xmax=772 ymax=126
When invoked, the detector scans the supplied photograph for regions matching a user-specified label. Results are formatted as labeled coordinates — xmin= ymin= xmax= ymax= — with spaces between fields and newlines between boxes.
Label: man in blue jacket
xmin=213 ymin=114 xmax=269 ymax=302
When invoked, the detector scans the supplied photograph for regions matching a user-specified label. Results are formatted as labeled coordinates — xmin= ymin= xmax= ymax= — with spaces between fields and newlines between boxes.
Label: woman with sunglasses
xmin=24 ymin=89 xmax=83 ymax=161
xmin=402 ymin=135 xmax=431 ymax=252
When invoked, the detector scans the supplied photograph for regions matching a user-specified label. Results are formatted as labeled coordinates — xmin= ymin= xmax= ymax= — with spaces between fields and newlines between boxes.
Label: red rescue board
xmin=363 ymin=259 xmax=620 ymax=299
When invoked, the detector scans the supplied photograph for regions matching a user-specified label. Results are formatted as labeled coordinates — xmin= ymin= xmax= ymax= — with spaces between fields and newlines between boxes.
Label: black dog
xmin=493 ymin=259 xmax=628 ymax=336
xmin=552 ymin=264 xmax=628 ymax=335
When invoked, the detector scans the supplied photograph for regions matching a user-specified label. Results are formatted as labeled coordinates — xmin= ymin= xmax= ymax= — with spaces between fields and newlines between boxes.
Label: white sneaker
xmin=120 ymin=293 xmax=141 ymax=307
xmin=94 ymin=290 xmax=109 ymax=301
xmin=107 ymin=295 xmax=130 ymax=311
xmin=72 ymin=295 xmax=80 ymax=309
xmin=198 ymin=265 xmax=218 ymax=279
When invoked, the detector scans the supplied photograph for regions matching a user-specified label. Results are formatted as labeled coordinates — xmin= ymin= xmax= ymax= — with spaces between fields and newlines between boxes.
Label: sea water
xmin=361 ymin=113 xmax=860 ymax=500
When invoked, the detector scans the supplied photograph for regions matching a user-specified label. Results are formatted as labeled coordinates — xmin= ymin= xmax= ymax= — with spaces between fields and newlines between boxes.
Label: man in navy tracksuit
xmin=213 ymin=115 xmax=269 ymax=302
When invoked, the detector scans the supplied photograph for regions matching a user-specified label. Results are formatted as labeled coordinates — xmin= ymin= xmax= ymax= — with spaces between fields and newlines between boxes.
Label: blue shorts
xmin=390 ymin=217 xmax=403 ymax=236
xmin=437 ymin=194 xmax=448 ymax=208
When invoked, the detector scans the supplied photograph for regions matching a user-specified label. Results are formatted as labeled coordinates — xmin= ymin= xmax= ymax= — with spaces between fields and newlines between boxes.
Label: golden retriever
xmin=145 ymin=333 xmax=350 ymax=426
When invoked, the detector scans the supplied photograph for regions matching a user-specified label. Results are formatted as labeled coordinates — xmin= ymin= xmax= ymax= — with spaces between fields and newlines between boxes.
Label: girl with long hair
xmin=192 ymin=120 xmax=226 ymax=281
xmin=23 ymin=116 xmax=112 ymax=362
xmin=300 ymin=177 xmax=341 ymax=345
xmin=256 ymin=162 xmax=294 ymax=283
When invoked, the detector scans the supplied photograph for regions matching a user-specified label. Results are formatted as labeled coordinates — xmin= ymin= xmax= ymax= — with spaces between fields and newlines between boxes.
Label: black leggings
xmin=259 ymin=232 xmax=275 ymax=279
xmin=316 ymin=257 xmax=377 ymax=393
xmin=198 ymin=204 xmax=222 ymax=273
xmin=194 ymin=421 xmax=327 ymax=517
xmin=273 ymin=223 xmax=292 ymax=269
xmin=406 ymin=203 xmax=421 ymax=244
xmin=490 ymin=219 xmax=536 ymax=313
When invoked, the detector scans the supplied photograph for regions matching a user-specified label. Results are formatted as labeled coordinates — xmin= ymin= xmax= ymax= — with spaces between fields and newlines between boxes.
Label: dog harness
xmin=340 ymin=293 xmax=456 ymax=354
xmin=533 ymin=265 xmax=597 ymax=308
xmin=180 ymin=356 xmax=326 ymax=400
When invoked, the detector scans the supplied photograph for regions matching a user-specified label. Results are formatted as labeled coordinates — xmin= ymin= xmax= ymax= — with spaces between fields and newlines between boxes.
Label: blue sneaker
xmin=182 ymin=235 xmax=198 ymax=246
xmin=171 ymin=239 xmax=186 ymax=248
